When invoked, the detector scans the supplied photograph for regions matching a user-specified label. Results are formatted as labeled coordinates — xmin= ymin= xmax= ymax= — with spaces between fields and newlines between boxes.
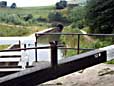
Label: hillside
xmin=0 ymin=6 xmax=56 ymax=37
xmin=0 ymin=6 xmax=55 ymax=18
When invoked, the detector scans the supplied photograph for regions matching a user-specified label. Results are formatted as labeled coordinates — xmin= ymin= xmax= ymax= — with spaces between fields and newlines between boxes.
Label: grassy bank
xmin=0 ymin=6 xmax=55 ymax=18
xmin=60 ymin=26 xmax=95 ymax=57
xmin=0 ymin=45 xmax=9 ymax=50
xmin=0 ymin=6 xmax=55 ymax=26
xmin=0 ymin=24 xmax=47 ymax=36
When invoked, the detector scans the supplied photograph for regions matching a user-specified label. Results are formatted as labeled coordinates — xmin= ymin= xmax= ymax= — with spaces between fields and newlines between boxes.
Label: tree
xmin=68 ymin=6 xmax=86 ymax=28
xmin=23 ymin=14 xmax=33 ymax=21
xmin=56 ymin=0 xmax=67 ymax=9
xmin=56 ymin=2 xmax=64 ymax=9
xmin=86 ymin=0 xmax=114 ymax=33
xmin=60 ymin=0 xmax=67 ymax=7
xmin=10 ymin=3 xmax=16 ymax=8
xmin=48 ymin=12 xmax=68 ymax=23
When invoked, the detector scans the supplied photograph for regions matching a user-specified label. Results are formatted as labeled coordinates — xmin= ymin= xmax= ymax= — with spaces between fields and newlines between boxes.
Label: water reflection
xmin=37 ymin=43 xmax=63 ymax=61
xmin=26 ymin=34 xmax=64 ymax=65
xmin=37 ymin=34 xmax=61 ymax=44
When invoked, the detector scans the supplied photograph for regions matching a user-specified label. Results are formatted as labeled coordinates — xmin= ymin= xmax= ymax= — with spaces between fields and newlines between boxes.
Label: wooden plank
xmin=0 ymin=65 xmax=32 ymax=69
xmin=0 ymin=66 xmax=22 ymax=68
xmin=0 ymin=68 xmax=23 ymax=72
xmin=0 ymin=49 xmax=106 ymax=86
xmin=0 ymin=52 xmax=21 ymax=56
xmin=35 ymin=28 xmax=53 ymax=37
xmin=0 ymin=58 xmax=20 ymax=62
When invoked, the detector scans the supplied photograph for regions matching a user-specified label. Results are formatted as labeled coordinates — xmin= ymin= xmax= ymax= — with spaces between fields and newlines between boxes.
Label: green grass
xmin=0 ymin=6 xmax=55 ymax=18
xmin=60 ymin=26 xmax=96 ymax=57
xmin=0 ymin=45 xmax=9 ymax=50
xmin=0 ymin=24 xmax=47 ymax=36
xmin=61 ymin=30 xmax=114 ymax=65
xmin=82 ymin=27 xmax=90 ymax=33
xmin=61 ymin=26 xmax=114 ymax=57
xmin=0 ymin=6 xmax=57 ymax=41
xmin=0 ymin=24 xmax=30 ymax=36
xmin=106 ymin=60 xmax=114 ymax=64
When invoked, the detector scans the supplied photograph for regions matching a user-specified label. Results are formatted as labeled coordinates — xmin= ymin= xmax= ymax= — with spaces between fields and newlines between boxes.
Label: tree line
xmin=0 ymin=1 xmax=16 ymax=8
xmin=86 ymin=0 xmax=114 ymax=34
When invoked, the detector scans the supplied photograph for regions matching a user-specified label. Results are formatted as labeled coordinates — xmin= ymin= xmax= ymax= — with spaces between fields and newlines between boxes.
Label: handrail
xmin=35 ymin=32 xmax=114 ymax=36
xmin=1 ymin=33 xmax=112 ymax=66
xmin=0 ymin=43 xmax=63 ymax=67
xmin=59 ymin=47 xmax=94 ymax=50
xmin=0 ymin=45 xmax=63 ymax=52
xmin=35 ymin=32 xmax=114 ymax=54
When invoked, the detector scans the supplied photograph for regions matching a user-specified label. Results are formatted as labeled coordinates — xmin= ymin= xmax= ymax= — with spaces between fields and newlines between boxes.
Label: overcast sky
xmin=0 ymin=0 xmax=66 ymax=7
xmin=0 ymin=0 xmax=86 ymax=7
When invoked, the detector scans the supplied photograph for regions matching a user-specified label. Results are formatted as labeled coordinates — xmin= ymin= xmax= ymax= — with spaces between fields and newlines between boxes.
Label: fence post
xmin=35 ymin=34 xmax=38 ymax=62
xmin=77 ymin=34 xmax=80 ymax=54
xmin=24 ymin=44 xmax=28 ymax=67
xmin=50 ymin=41 xmax=58 ymax=67
xmin=19 ymin=40 xmax=21 ymax=48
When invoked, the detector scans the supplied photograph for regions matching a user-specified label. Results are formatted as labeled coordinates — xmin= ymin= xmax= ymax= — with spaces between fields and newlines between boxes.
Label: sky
xmin=0 ymin=0 xmax=65 ymax=7
xmin=0 ymin=0 xmax=86 ymax=7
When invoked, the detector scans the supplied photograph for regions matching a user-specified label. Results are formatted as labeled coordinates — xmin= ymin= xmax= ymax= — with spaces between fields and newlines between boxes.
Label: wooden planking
xmin=0 ymin=51 xmax=21 ymax=56
xmin=0 ymin=68 xmax=24 ymax=72
xmin=0 ymin=58 xmax=20 ymax=62
xmin=0 ymin=49 xmax=106 ymax=86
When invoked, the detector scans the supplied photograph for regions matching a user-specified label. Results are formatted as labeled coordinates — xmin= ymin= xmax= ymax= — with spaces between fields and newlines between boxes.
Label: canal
xmin=25 ymin=33 xmax=64 ymax=66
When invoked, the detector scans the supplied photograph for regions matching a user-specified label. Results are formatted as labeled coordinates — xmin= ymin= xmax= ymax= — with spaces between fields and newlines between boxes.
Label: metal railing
xmin=0 ymin=41 xmax=63 ymax=67
xmin=35 ymin=32 xmax=114 ymax=54
xmin=1 ymin=33 xmax=114 ymax=67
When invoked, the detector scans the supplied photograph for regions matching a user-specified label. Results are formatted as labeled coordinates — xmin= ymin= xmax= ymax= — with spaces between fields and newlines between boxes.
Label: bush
xmin=77 ymin=21 xmax=84 ymax=29
xmin=71 ymin=20 xmax=84 ymax=29
xmin=0 ymin=13 xmax=28 ymax=25
xmin=36 ymin=17 xmax=47 ymax=22
xmin=23 ymin=14 xmax=33 ymax=21
xmin=56 ymin=0 xmax=67 ymax=9
xmin=10 ymin=3 xmax=16 ymax=8
xmin=68 ymin=6 xmax=86 ymax=23
xmin=48 ymin=12 xmax=68 ymax=23
xmin=86 ymin=0 xmax=114 ymax=33
xmin=68 ymin=6 xmax=86 ymax=29
xmin=56 ymin=2 xmax=64 ymax=9
xmin=7 ymin=14 xmax=22 ymax=25
xmin=92 ymin=39 xmax=112 ymax=48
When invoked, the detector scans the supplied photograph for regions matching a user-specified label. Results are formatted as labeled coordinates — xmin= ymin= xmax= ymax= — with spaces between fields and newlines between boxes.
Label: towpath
xmin=80 ymin=30 xmax=94 ymax=42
